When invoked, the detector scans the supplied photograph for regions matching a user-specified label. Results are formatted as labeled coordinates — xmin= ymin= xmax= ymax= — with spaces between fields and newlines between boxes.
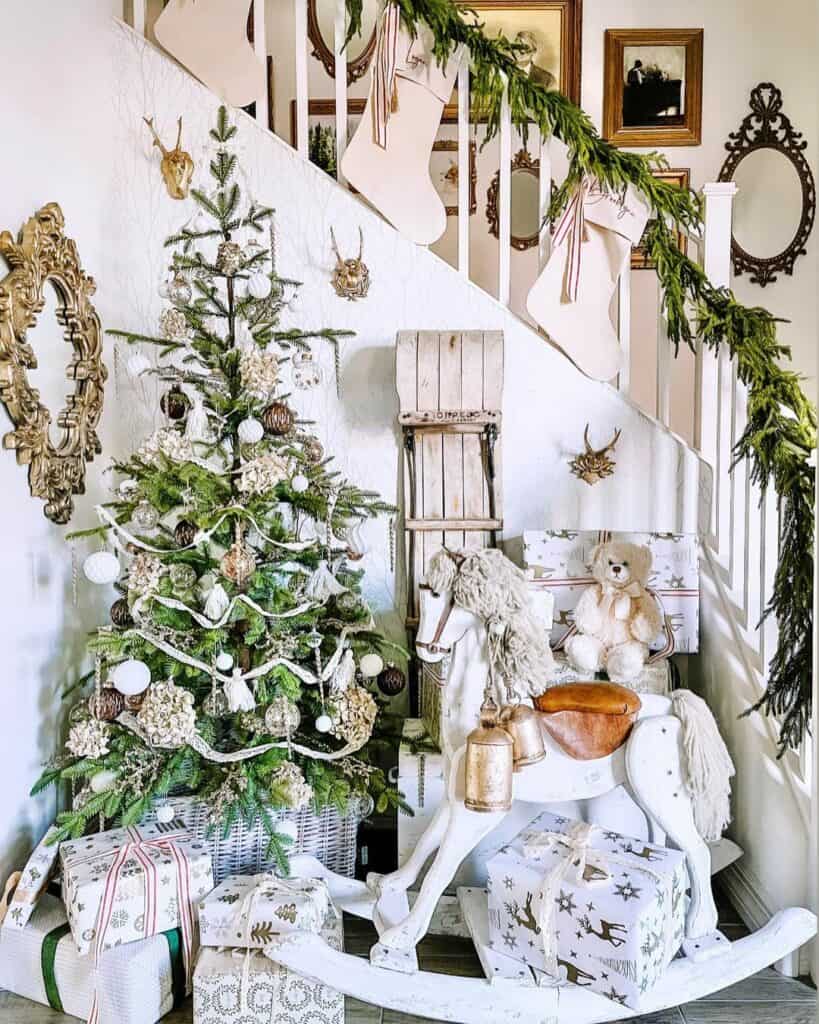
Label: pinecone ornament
xmin=262 ymin=400 xmax=294 ymax=436
xmin=216 ymin=240 xmax=243 ymax=275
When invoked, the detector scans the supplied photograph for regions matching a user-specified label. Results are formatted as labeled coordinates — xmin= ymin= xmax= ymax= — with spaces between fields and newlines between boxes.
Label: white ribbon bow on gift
xmin=523 ymin=822 xmax=664 ymax=978
xmin=236 ymin=875 xmax=334 ymax=1014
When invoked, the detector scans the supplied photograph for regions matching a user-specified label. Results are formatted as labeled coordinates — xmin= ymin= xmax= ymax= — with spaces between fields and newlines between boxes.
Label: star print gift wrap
xmin=59 ymin=820 xmax=214 ymax=958
xmin=198 ymin=873 xmax=331 ymax=948
xmin=193 ymin=910 xmax=344 ymax=1024
xmin=486 ymin=811 xmax=688 ymax=1008
xmin=0 ymin=893 xmax=187 ymax=1024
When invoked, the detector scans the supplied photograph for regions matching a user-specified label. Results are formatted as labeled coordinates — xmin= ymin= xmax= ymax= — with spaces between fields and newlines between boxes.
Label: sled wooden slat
xmin=396 ymin=330 xmax=504 ymax=711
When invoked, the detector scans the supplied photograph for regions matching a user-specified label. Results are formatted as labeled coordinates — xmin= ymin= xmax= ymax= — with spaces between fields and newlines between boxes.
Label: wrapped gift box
xmin=398 ymin=720 xmax=541 ymax=891
xmin=0 ymin=893 xmax=187 ymax=1024
xmin=523 ymin=530 xmax=699 ymax=652
xmin=487 ymin=810 xmax=688 ymax=1008
xmin=199 ymin=873 xmax=330 ymax=948
xmin=60 ymin=819 xmax=214 ymax=956
xmin=550 ymin=650 xmax=672 ymax=696
xmin=193 ymin=910 xmax=343 ymax=1024
xmin=2 ymin=824 xmax=61 ymax=931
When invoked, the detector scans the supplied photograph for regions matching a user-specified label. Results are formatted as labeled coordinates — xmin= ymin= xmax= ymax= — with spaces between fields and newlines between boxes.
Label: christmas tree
xmin=34 ymin=107 xmax=403 ymax=868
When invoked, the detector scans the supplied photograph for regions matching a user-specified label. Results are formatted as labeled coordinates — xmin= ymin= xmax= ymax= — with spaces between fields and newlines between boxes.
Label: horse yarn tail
xmin=671 ymin=690 xmax=735 ymax=842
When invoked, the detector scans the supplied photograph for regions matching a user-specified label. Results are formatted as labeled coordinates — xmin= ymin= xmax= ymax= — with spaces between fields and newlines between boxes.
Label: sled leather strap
xmin=524 ymin=823 xmax=664 ymax=977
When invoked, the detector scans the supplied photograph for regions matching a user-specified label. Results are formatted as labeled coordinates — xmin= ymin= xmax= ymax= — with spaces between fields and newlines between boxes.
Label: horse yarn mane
xmin=426 ymin=547 xmax=555 ymax=697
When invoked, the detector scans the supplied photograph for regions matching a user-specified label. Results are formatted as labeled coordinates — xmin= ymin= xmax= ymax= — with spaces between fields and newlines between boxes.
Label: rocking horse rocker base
xmin=268 ymin=549 xmax=816 ymax=1023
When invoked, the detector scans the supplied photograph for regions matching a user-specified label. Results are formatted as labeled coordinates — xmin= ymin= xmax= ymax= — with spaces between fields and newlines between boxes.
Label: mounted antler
xmin=569 ymin=423 xmax=622 ymax=485
xmin=143 ymin=115 xmax=194 ymax=201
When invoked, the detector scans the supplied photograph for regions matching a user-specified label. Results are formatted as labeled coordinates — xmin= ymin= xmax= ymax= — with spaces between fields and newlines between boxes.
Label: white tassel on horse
xmin=671 ymin=690 xmax=735 ymax=842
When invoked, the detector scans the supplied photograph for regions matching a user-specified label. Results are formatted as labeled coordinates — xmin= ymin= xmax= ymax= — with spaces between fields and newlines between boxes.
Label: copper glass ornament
xmin=499 ymin=702 xmax=546 ymax=771
xmin=464 ymin=698 xmax=514 ymax=812
xmin=262 ymin=400 xmax=295 ymax=436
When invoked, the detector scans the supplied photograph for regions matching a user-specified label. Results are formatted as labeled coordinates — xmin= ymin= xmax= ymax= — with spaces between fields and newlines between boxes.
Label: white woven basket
xmin=141 ymin=796 xmax=361 ymax=883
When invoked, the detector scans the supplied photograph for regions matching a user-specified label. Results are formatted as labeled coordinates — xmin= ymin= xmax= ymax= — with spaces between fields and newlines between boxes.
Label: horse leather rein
xmin=415 ymin=550 xmax=465 ymax=656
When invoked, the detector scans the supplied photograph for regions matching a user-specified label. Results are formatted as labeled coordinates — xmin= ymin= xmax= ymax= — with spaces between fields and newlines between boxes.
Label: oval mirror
xmin=308 ymin=0 xmax=379 ymax=84
xmin=718 ymin=83 xmax=815 ymax=287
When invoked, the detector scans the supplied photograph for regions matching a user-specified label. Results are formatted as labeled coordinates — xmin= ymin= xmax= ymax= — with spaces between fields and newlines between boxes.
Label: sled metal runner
xmin=273 ymin=858 xmax=816 ymax=1024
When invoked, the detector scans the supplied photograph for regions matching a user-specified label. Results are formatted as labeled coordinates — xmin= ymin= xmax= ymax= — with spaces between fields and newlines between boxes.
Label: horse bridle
xmin=415 ymin=550 xmax=465 ymax=657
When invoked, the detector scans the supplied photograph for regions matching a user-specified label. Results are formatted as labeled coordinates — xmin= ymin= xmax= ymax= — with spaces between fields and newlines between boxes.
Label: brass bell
xmin=499 ymin=702 xmax=546 ymax=772
xmin=464 ymin=697 xmax=514 ymax=813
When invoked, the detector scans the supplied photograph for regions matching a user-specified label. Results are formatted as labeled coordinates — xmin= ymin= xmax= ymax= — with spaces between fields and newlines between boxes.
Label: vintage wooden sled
xmin=270 ymin=855 xmax=816 ymax=1024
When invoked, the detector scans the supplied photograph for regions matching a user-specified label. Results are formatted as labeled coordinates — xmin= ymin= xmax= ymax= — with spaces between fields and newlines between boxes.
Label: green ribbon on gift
xmin=40 ymin=923 xmax=186 ymax=1013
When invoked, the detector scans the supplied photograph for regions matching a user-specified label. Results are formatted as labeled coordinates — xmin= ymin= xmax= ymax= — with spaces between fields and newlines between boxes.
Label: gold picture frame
xmin=0 ymin=203 xmax=106 ymax=523
xmin=603 ymin=28 xmax=703 ymax=147
xmin=631 ymin=168 xmax=690 ymax=269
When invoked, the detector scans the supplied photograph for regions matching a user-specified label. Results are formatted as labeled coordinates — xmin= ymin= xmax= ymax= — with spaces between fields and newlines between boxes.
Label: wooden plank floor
xmin=1 ymin=887 xmax=814 ymax=1023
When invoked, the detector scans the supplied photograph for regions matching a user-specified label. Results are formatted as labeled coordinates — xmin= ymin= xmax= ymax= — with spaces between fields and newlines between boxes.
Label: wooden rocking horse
xmin=267 ymin=548 xmax=816 ymax=1024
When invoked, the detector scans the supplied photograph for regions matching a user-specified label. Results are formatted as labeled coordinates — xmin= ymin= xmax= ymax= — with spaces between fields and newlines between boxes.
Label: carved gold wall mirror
xmin=718 ymin=83 xmax=815 ymax=286
xmin=0 ymin=203 xmax=106 ymax=523
xmin=308 ymin=0 xmax=378 ymax=85
xmin=486 ymin=149 xmax=556 ymax=251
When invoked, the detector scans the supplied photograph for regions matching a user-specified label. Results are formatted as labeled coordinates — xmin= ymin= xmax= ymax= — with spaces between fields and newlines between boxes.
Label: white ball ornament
xmin=291 ymin=473 xmax=309 ymax=494
xmin=276 ymin=820 xmax=299 ymax=843
xmin=215 ymin=651 xmax=234 ymax=672
xmin=111 ymin=658 xmax=151 ymax=696
xmin=156 ymin=802 xmax=175 ymax=825
xmin=237 ymin=417 xmax=264 ymax=444
xmin=89 ymin=769 xmax=119 ymax=794
xmin=315 ymin=713 xmax=333 ymax=734
xmin=359 ymin=653 xmax=384 ymax=679
xmin=83 ymin=551 xmax=120 ymax=585
xmin=126 ymin=353 xmax=151 ymax=379
xmin=247 ymin=271 xmax=272 ymax=300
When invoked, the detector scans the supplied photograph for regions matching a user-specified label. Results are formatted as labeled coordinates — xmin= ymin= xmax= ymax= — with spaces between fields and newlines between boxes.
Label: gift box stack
xmin=0 ymin=819 xmax=342 ymax=1024
xmin=483 ymin=810 xmax=688 ymax=1009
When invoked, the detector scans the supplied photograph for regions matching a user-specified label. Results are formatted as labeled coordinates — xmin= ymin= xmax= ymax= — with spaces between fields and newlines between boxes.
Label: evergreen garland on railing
xmin=347 ymin=0 xmax=816 ymax=750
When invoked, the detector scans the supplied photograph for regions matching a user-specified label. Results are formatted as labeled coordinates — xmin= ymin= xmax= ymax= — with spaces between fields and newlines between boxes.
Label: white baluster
xmin=253 ymin=0 xmax=269 ymax=129
xmin=497 ymin=85 xmax=512 ymax=306
xmin=537 ymin=135 xmax=552 ymax=272
xmin=457 ymin=53 xmax=471 ymax=277
xmin=294 ymin=0 xmax=309 ymax=159
xmin=696 ymin=182 xmax=737 ymax=553
xmin=334 ymin=0 xmax=348 ymax=184
xmin=617 ymin=261 xmax=631 ymax=395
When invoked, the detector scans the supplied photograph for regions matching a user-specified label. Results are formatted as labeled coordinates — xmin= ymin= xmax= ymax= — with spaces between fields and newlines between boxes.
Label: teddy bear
xmin=564 ymin=540 xmax=663 ymax=684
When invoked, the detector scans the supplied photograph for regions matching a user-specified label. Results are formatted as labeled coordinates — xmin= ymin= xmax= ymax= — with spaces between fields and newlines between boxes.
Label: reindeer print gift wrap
xmin=59 ymin=820 xmax=213 ymax=957
xmin=486 ymin=812 xmax=688 ymax=1008
xmin=198 ymin=873 xmax=331 ymax=948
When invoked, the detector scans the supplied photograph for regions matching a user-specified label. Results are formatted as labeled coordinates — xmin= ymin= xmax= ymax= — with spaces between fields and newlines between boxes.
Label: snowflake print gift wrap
xmin=59 ymin=820 xmax=214 ymax=957
xmin=486 ymin=810 xmax=688 ymax=1009
xmin=193 ymin=910 xmax=343 ymax=1024
xmin=198 ymin=873 xmax=332 ymax=949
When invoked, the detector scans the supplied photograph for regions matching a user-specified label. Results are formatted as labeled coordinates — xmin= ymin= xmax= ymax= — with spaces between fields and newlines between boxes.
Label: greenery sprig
xmin=347 ymin=0 xmax=816 ymax=749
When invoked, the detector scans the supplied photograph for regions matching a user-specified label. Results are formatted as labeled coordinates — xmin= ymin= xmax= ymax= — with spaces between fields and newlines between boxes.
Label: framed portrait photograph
xmin=603 ymin=29 xmax=703 ymax=147
xmin=431 ymin=140 xmax=478 ymax=216
xmin=631 ymin=168 xmax=690 ymax=269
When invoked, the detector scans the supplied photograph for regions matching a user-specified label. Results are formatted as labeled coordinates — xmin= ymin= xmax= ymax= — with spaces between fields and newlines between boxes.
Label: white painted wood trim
xmin=457 ymin=55 xmax=471 ymax=278
xmin=334 ymin=0 xmax=348 ymax=185
xmin=497 ymin=86 xmax=511 ymax=306
xmin=253 ymin=0 xmax=268 ymax=129
xmin=294 ymin=0 xmax=309 ymax=159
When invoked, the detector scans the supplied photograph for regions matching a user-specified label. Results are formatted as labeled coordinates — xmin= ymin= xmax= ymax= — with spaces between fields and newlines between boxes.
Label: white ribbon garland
xmin=95 ymin=504 xmax=318 ymax=556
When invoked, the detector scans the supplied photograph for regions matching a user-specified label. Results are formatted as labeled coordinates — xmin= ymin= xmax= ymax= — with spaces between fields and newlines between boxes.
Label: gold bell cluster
xmin=464 ymin=696 xmax=545 ymax=813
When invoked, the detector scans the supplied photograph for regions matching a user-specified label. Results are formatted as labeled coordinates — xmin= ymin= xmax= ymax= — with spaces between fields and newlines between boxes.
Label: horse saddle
xmin=533 ymin=682 xmax=642 ymax=760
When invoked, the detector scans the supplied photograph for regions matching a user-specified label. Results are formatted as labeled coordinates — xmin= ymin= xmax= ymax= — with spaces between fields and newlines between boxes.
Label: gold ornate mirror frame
xmin=0 ymin=203 xmax=106 ymax=523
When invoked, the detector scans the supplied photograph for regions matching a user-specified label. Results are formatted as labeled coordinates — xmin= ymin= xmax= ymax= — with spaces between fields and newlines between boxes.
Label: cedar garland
xmin=346 ymin=0 xmax=816 ymax=750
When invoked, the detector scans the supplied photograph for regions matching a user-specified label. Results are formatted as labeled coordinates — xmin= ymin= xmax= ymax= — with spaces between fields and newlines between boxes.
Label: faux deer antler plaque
xmin=0 ymin=203 xmax=106 ymax=523
xmin=569 ymin=424 xmax=621 ymax=485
